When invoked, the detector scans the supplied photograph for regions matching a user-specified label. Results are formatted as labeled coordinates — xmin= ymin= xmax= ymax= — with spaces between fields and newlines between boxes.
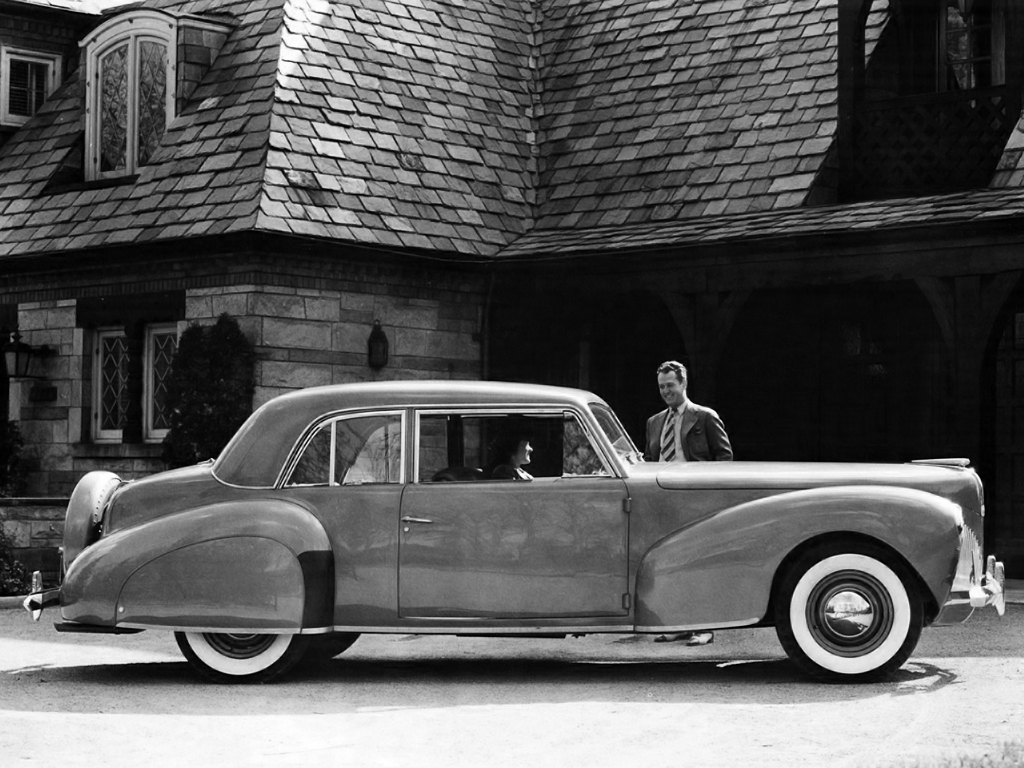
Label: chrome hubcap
xmin=806 ymin=570 xmax=894 ymax=657
xmin=823 ymin=590 xmax=874 ymax=638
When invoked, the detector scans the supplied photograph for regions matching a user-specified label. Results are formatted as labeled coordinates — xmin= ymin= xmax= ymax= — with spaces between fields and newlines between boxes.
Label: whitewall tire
xmin=775 ymin=543 xmax=924 ymax=682
xmin=175 ymin=631 xmax=309 ymax=683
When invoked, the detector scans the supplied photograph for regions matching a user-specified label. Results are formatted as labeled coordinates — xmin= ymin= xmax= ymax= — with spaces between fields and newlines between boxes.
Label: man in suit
xmin=646 ymin=360 xmax=733 ymax=644
xmin=645 ymin=360 xmax=733 ymax=463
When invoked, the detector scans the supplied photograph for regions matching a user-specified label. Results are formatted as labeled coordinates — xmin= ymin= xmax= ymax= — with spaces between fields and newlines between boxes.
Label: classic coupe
xmin=25 ymin=380 xmax=1005 ymax=683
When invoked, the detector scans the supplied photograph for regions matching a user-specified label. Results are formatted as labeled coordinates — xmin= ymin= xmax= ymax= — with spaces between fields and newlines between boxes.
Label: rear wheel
xmin=175 ymin=631 xmax=309 ymax=683
xmin=775 ymin=542 xmax=924 ymax=682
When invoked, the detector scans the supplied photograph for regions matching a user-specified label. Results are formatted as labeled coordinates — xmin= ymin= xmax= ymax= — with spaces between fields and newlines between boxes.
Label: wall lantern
xmin=3 ymin=331 xmax=53 ymax=379
xmin=367 ymin=319 xmax=389 ymax=370
xmin=3 ymin=331 xmax=34 ymax=379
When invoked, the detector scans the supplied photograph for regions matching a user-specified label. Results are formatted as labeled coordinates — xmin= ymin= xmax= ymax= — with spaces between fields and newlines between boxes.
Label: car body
xmin=25 ymin=380 xmax=1006 ymax=682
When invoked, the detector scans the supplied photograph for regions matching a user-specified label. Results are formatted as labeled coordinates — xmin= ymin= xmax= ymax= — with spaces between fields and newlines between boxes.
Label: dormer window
xmin=83 ymin=12 xmax=177 ymax=181
xmin=1 ymin=47 xmax=61 ymax=126
xmin=941 ymin=0 xmax=1001 ymax=91
xmin=838 ymin=0 xmax=1020 ymax=201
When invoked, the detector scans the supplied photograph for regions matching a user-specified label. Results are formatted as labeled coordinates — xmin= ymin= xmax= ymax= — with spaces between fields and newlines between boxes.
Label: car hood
xmin=105 ymin=462 xmax=235 ymax=534
xmin=630 ymin=459 xmax=979 ymax=498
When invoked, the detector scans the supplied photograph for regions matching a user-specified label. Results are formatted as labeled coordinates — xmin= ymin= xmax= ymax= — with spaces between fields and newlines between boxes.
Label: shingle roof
xmin=496 ymin=184 xmax=1024 ymax=260
xmin=2 ymin=0 xmax=1023 ymax=264
xmin=532 ymin=0 xmax=844 ymax=229
xmin=0 ymin=0 xmax=536 ymax=258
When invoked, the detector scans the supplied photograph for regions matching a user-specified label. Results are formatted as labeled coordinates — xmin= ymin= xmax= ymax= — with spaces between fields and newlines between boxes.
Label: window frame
xmin=413 ymin=406 xmax=617 ymax=484
xmin=0 ymin=46 xmax=61 ymax=126
xmin=937 ymin=0 xmax=1003 ymax=92
xmin=142 ymin=322 xmax=179 ymax=443
xmin=284 ymin=410 xmax=407 ymax=488
xmin=92 ymin=326 xmax=131 ymax=443
xmin=82 ymin=10 xmax=177 ymax=181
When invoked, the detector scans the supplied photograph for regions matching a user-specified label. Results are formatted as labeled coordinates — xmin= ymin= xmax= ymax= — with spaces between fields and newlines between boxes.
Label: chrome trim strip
xmin=635 ymin=617 xmax=759 ymax=633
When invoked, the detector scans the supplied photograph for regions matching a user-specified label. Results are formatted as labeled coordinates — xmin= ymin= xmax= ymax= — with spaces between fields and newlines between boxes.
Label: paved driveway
xmin=1 ymin=603 xmax=1022 ymax=768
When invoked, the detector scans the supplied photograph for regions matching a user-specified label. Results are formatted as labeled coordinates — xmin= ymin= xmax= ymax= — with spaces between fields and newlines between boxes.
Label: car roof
xmin=214 ymin=380 xmax=607 ymax=488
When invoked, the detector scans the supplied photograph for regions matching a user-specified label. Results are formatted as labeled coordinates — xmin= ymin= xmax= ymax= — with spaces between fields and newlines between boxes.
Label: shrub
xmin=0 ymin=529 xmax=28 ymax=596
xmin=163 ymin=314 xmax=256 ymax=468
xmin=0 ymin=420 xmax=28 ymax=497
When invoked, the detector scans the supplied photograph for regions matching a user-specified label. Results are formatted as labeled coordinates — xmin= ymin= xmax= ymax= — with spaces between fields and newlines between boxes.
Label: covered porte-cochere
xmin=487 ymin=210 xmax=1024 ymax=577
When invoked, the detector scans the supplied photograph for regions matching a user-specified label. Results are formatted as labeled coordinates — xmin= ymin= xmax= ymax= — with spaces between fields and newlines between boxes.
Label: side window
xmin=417 ymin=410 xmax=610 ymax=482
xmin=337 ymin=415 xmax=402 ymax=485
xmin=562 ymin=413 xmax=608 ymax=476
xmin=287 ymin=413 xmax=403 ymax=487
xmin=289 ymin=424 xmax=333 ymax=486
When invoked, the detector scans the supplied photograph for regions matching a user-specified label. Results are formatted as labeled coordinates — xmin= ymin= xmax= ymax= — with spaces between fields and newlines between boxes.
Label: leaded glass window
xmin=145 ymin=325 xmax=178 ymax=438
xmin=136 ymin=41 xmax=167 ymax=167
xmin=99 ymin=43 xmax=129 ymax=173
xmin=84 ymin=13 xmax=176 ymax=181
xmin=96 ymin=330 xmax=130 ymax=439
xmin=93 ymin=324 xmax=179 ymax=443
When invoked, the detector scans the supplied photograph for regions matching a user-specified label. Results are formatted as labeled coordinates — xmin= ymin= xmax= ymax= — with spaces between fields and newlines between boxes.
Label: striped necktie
xmin=660 ymin=408 xmax=677 ymax=462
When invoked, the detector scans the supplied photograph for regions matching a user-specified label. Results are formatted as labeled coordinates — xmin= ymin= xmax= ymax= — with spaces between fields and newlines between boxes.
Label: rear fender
xmin=634 ymin=486 xmax=962 ymax=629
xmin=60 ymin=500 xmax=333 ymax=631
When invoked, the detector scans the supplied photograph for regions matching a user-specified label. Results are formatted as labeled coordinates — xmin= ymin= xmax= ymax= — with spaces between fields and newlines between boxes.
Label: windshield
xmin=590 ymin=402 xmax=643 ymax=465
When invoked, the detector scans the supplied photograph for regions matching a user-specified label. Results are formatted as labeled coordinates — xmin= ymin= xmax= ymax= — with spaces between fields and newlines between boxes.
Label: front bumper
xmin=969 ymin=555 xmax=1006 ymax=615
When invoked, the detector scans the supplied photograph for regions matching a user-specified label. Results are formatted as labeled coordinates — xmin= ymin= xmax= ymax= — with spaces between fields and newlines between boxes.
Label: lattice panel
xmin=848 ymin=89 xmax=1017 ymax=199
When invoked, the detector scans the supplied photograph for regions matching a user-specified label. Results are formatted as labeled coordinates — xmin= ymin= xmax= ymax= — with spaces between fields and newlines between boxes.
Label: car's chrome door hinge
xmin=623 ymin=496 xmax=632 ymax=514
xmin=622 ymin=592 xmax=632 ymax=610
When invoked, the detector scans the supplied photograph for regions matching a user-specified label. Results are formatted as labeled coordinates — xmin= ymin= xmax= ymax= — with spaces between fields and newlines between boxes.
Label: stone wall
xmin=186 ymin=284 xmax=482 ymax=408
xmin=0 ymin=498 xmax=65 ymax=588
xmin=7 ymin=268 xmax=484 ymax=496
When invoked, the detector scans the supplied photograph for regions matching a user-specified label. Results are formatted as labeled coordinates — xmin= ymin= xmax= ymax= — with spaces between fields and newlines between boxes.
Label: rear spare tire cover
xmin=64 ymin=471 xmax=122 ymax=566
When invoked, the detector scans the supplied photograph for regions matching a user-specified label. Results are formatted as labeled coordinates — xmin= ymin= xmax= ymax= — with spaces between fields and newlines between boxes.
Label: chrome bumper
xmin=969 ymin=555 xmax=1005 ymax=616
xmin=22 ymin=571 xmax=60 ymax=622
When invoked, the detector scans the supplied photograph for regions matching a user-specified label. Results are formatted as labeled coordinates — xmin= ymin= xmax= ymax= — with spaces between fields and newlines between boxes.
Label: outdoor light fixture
xmin=3 ymin=331 xmax=53 ymax=379
xmin=3 ymin=331 xmax=33 ymax=379
xmin=367 ymin=319 xmax=389 ymax=369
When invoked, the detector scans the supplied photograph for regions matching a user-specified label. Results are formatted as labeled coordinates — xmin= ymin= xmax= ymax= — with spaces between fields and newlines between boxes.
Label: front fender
xmin=635 ymin=486 xmax=962 ymax=629
xmin=61 ymin=500 xmax=333 ymax=631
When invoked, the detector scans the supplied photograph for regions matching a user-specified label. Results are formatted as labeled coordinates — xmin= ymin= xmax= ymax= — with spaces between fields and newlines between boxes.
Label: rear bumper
xmin=22 ymin=571 xmax=59 ymax=621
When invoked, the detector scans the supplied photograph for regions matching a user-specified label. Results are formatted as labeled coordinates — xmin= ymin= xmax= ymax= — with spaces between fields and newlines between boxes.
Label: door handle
xmin=401 ymin=516 xmax=433 ymax=524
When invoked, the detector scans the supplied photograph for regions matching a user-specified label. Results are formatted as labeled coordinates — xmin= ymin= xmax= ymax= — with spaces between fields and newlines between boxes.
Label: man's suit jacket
xmin=644 ymin=400 xmax=733 ymax=462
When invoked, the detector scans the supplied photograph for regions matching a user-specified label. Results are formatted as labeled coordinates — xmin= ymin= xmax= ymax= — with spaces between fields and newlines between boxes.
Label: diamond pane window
xmin=85 ymin=13 xmax=176 ymax=181
xmin=99 ymin=44 xmax=129 ymax=173
xmin=136 ymin=40 xmax=167 ymax=167
xmin=98 ymin=332 xmax=130 ymax=436
xmin=145 ymin=325 xmax=178 ymax=438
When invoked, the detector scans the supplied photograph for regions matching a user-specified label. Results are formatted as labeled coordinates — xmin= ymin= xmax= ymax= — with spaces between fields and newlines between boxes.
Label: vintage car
xmin=24 ymin=380 xmax=1005 ymax=683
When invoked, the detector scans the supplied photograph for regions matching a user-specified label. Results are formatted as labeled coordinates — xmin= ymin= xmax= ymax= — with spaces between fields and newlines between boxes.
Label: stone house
xmin=4 ymin=0 xmax=1024 ymax=577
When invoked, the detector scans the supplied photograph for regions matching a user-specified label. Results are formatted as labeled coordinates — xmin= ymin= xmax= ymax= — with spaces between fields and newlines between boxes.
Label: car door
xmin=398 ymin=409 xmax=630 ymax=620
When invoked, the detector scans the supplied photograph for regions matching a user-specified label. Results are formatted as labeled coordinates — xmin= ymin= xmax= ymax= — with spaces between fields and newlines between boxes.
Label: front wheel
xmin=775 ymin=543 xmax=924 ymax=682
xmin=175 ymin=631 xmax=309 ymax=683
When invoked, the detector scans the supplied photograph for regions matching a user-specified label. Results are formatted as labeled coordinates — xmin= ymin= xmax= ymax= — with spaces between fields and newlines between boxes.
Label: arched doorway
xmin=987 ymin=291 xmax=1024 ymax=574
xmin=718 ymin=283 xmax=948 ymax=463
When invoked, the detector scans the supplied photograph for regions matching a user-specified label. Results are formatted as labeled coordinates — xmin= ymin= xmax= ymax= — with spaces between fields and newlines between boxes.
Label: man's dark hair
xmin=656 ymin=360 xmax=687 ymax=385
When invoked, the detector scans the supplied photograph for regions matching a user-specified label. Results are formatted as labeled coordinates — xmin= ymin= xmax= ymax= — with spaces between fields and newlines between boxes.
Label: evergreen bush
xmin=163 ymin=314 xmax=256 ymax=468
xmin=0 ymin=529 xmax=28 ymax=596
xmin=0 ymin=420 xmax=27 ymax=497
